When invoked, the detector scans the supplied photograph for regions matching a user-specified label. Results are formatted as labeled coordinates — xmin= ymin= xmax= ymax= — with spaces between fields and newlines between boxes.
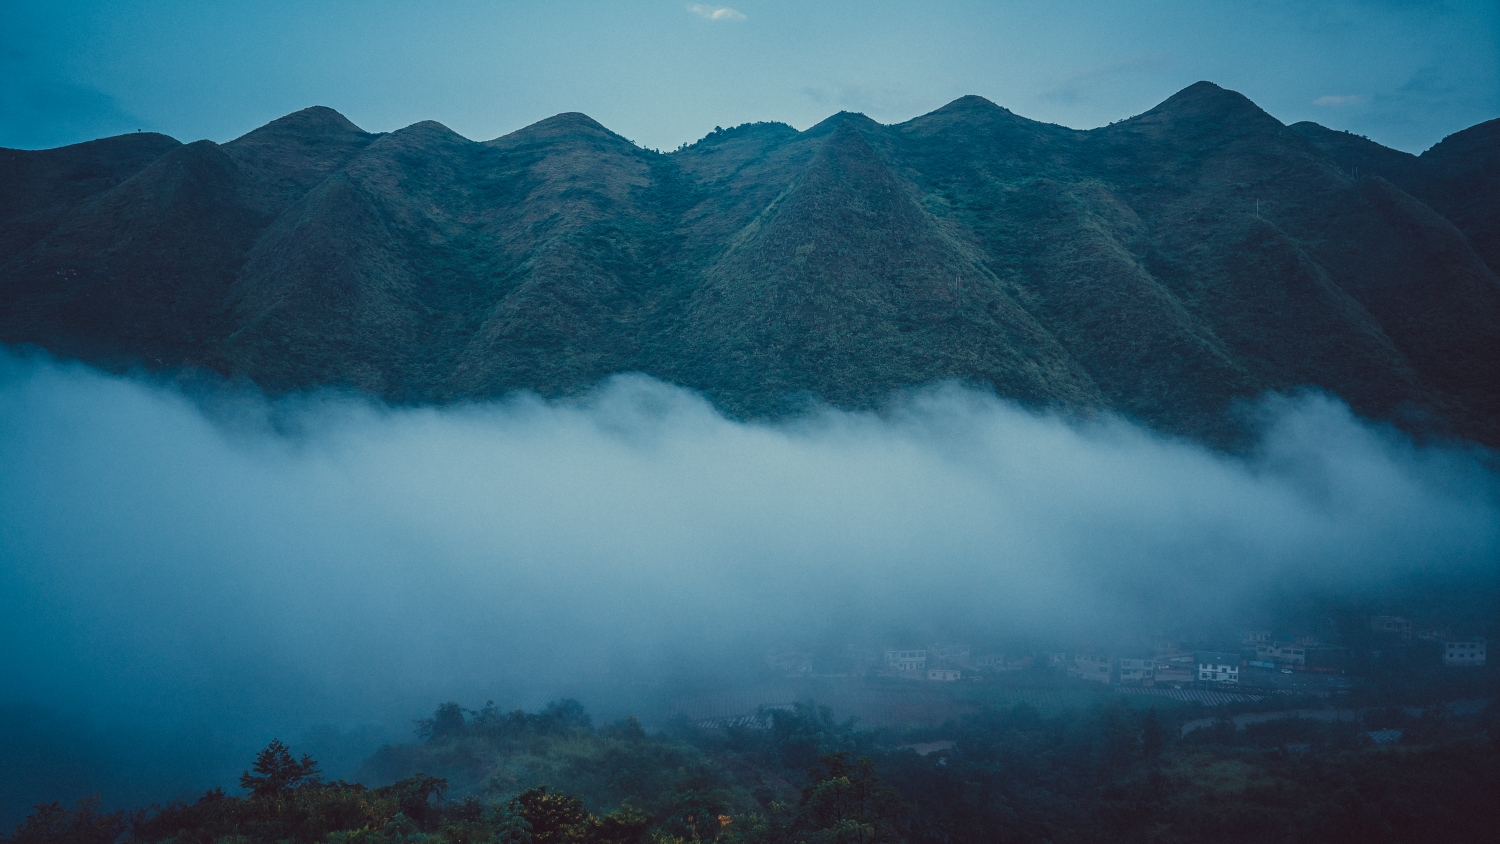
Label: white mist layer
xmin=1 ymin=352 xmax=1497 ymax=729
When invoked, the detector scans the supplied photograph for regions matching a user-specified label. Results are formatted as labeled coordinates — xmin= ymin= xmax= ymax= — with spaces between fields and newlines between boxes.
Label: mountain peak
xmin=803 ymin=110 xmax=883 ymax=139
xmin=491 ymin=112 xmax=630 ymax=147
xmin=935 ymin=94 xmax=1009 ymax=115
xmin=899 ymin=93 xmax=1041 ymax=137
xmin=268 ymin=105 xmax=363 ymax=133
xmin=222 ymin=107 xmax=380 ymax=206
xmin=377 ymin=120 xmax=471 ymax=148
xmin=229 ymin=106 xmax=369 ymax=147
xmin=1145 ymin=81 xmax=1273 ymax=122
xmin=1113 ymin=81 xmax=1282 ymax=141
xmin=405 ymin=119 xmax=459 ymax=133
xmin=537 ymin=111 xmax=612 ymax=131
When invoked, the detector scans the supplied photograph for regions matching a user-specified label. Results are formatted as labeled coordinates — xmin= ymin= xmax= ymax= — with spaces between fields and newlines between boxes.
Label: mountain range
xmin=3 ymin=82 xmax=1497 ymax=446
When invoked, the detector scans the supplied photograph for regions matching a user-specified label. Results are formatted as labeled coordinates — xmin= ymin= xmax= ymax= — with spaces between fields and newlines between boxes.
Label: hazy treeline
xmin=10 ymin=697 xmax=1497 ymax=844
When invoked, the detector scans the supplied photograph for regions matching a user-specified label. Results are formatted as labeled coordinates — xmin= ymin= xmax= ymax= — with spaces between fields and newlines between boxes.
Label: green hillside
xmin=3 ymin=82 xmax=1497 ymax=445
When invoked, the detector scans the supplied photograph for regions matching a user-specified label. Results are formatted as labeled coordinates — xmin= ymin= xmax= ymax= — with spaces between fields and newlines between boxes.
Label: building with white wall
xmin=885 ymin=649 xmax=926 ymax=671
xmin=1196 ymin=652 xmax=1240 ymax=684
xmin=1443 ymin=640 xmax=1486 ymax=666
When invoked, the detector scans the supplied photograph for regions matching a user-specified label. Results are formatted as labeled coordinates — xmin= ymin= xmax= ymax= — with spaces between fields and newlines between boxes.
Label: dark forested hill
xmin=4 ymin=82 xmax=1498 ymax=445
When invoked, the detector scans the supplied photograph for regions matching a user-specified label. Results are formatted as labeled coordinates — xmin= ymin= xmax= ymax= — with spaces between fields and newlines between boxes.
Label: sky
xmin=2 ymin=0 xmax=1496 ymax=154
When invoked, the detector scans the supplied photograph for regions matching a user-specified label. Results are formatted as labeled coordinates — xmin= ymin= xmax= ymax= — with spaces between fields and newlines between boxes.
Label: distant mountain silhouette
xmin=3 ymin=83 xmax=1498 ymax=446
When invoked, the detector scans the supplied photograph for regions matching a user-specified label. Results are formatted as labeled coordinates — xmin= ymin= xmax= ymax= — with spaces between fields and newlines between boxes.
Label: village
xmin=763 ymin=615 xmax=1487 ymax=693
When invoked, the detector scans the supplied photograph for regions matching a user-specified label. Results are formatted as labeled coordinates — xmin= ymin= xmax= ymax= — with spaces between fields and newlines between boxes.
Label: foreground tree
xmin=798 ymin=753 xmax=905 ymax=844
xmin=239 ymin=739 xmax=322 ymax=798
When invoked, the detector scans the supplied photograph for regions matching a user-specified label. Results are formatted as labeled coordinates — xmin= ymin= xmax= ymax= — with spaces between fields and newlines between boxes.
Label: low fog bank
xmin=2 ymin=351 xmax=1497 ymax=821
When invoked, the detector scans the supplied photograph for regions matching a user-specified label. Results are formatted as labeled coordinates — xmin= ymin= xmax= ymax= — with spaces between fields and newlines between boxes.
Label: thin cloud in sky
xmin=686 ymin=4 xmax=746 ymax=21
xmin=1313 ymin=94 xmax=1369 ymax=107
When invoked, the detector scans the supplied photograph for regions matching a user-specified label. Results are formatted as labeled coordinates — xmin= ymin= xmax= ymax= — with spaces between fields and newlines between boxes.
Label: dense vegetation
xmin=9 ymin=697 xmax=1496 ymax=844
xmin=3 ymin=83 xmax=1498 ymax=447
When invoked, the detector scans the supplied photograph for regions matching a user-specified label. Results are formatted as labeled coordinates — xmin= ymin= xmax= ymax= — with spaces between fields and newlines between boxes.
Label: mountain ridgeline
xmin=3 ymin=82 xmax=1498 ymax=446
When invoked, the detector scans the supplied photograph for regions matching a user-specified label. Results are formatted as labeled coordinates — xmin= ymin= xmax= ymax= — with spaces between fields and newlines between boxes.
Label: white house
xmin=886 ymin=649 xmax=927 ymax=671
xmin=1443 ymin=639 xmax=1486 ymax=666
xmin=927 ymin=668 xmax=961 ymax=681
xmin=1196 ymin=652 xmax=1240 ymax=684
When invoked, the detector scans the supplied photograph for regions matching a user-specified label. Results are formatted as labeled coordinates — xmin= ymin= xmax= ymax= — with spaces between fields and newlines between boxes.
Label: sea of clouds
xmin=2 ymin=349 xmax=1497 ymax=819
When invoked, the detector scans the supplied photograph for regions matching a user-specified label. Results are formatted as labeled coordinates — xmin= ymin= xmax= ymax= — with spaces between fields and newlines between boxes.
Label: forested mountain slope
xmin=3 ymin=82 xmax=1497 ymax=445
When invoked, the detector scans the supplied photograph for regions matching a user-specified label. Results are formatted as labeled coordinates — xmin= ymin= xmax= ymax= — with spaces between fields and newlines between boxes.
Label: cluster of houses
xmin=856 ymin=644 xmax=1224 ymax=686
xmin=767 ymin=617 xmax=1488 ymax=685
xmin=1052 ymin=648 xmax=1242 ymax=687
xmin=838 ymin=616 xmax=1486 ymax=688
xmin=1056 ymin=620 xmax=1486 ymax=687
xmin=1234 ymin=630 xmax=1346 ymax=678
xmin=1370 ymin=615 xmax=1486 ymax=666
xmin=870 ymin=645 xmax=1006 ymax=681
xmin=856 ymin=644 xmax=1244 ymax=687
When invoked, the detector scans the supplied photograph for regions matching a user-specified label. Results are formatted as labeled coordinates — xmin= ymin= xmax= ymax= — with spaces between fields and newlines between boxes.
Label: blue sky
xmin=2 ymin=0 xmax=1496 ymax=153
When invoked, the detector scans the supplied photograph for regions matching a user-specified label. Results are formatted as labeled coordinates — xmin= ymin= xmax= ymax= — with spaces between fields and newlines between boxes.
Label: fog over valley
xmin=2 ymin=351 xmax=1496 ymax=823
